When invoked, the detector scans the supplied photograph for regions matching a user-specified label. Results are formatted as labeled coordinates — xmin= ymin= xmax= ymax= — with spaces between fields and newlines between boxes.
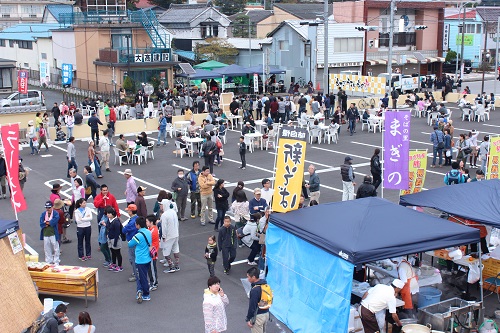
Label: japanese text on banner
xmin=272 ymin=126 xmax=308 ymax=213
xmin=487 ymin=136 xmax=500 ymax=179
xmin=383 ymin=111 xmax=410 ymax=190
xmin=1 ymin=124 xmax=28 ymax=213
xmin=400 ymin=150 xmax=428 ymax=196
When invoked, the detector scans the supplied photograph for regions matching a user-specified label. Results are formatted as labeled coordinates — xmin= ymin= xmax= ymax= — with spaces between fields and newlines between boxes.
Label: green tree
xmin=195 ymin=38 xmax=238 ymax=64
xmin=231 ymin=14 xmax=256 ymax=38
xmin=123 ymin=76 xmax=135 ymax=94
xmin=446 ymin=50 xmax=457 ymax=63
xmin=147 ymin=0 xmax=183 ymax=9
xmin=215 ymin=0 xmax=246 ymax=16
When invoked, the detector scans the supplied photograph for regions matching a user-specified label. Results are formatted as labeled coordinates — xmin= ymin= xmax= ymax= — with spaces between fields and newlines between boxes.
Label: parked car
xmin=442 ymin=59 xmax=472 ymax=74
xmin=0 ymin=90 xmax=45 ymax=107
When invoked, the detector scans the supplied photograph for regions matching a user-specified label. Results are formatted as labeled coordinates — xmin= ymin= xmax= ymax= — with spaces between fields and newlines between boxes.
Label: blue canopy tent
xmin=0 ymin=219 xmax=19 ymax=240
xmin=267 ymin=197 xmax=479 ymax=333
xmin=246 ymin=64 xmax=286 ymax=75
xmin=176 ymin=68 xmax=223 ymax=80
xmin=212 ymin=64 xmax=253 ymax=76
xmin=399 ymin=179 xmax=500 ymax=228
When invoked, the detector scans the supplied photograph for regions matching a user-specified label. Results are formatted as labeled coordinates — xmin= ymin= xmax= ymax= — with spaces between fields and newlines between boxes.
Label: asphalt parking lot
xmin=4 ymin=99 xmax=500 ymax=332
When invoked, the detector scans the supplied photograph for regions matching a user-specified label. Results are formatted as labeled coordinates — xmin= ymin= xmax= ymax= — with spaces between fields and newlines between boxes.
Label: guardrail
xmin=0 ymin=105 xmax=47 ymax=114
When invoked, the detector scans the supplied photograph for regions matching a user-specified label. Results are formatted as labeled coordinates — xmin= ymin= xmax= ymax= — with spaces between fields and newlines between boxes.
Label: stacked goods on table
xmin=27 ymin=262 xmax=50 ymax=272
xmin=483 ymin=257 xmax=500 ymax=293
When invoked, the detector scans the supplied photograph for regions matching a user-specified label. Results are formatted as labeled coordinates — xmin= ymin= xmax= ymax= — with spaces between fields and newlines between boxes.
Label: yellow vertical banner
xmin=272 ymin=126 xmax=309 ymax=213
xmin=487 ymin=136 xmax=500 ymax=179
xmin=400 ymin=150 xmax=428 ymax=196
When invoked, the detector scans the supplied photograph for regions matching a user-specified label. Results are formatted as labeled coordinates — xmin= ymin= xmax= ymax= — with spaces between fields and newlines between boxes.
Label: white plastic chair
xmin=309 ymin=128 xmax=322 ymax=144
xmin=147 ymin=143 xmax=155 ymax=160
xmin=166 ymin=123 xmax=174 ymax=138
xmin=475 ymin=107 xmax=486 ymax=122
xmin=264 ymin=134 xmax=277 ymax=150
xmin=218 ymin=128 xmax=227 ymax=144
xmin=113 ymin=147 xmax=129 ymax=166
xmin=484 ymin=107 xmax=491 ymax=121
xmin=461 ymin=107 xmax=471 ymax=121
xmin=324 ymin=127 xmax=338 ymax=144
xmin=361 ymin=119 xmax=370 ymax=131
xmin=132 ymin=146 xmax=147 ymax=165
xmin=244 ymin=135 xmax=254 ymax=153
xmin=368 ymin=118 xmax=382 ymax=133
xmin=428 ymin=112 xmax=439 ymax=126
xmin=174 ymin=141 xmax=185 ymax=158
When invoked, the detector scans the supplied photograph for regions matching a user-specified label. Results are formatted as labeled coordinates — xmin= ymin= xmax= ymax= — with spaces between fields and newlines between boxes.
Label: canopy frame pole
xmin=486 ymin=135 xmax=500 ymax=180
xmin=478 ymin=241 xmax=484 ymax=324
xmin=271 ymin=128 xmax=280 ymax=195
xmin=381 ymin=111 xmax=385 ymax=199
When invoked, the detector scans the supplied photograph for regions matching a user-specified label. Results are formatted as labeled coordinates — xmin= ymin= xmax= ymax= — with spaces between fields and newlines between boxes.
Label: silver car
xmin=0 ymin=90 xmax=45 ymax=107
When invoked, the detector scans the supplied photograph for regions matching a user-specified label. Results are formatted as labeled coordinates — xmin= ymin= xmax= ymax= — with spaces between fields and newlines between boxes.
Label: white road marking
xmin=309 ymin=146 xmax=370 ymax=160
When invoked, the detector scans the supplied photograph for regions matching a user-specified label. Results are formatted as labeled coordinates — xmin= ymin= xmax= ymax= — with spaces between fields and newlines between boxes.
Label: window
xmin=41 ymin=53 xmax=47 ymax=59
xmin=86 ymin=0 xmax=126 ymax=14
xmin=459 ymin=24 xmax=481 ymax=34
xmin=0 ymin=5 xmax=14 ymax=14
xmin=18 ymin=41 xmax=33 ymax=49
xmin=21 ymin=5 xmax=41 ymax=14
xmin=0 ymin=68 xmax=13 ymax=88
xmin=380 ymin=18 xmax=388 ymax=33
xmin=378 ymin=32 xmax=416 ymax=47
xmin=334 ymin=37 xmax=363 ymax=52
xmin=9 ymin=40 xmax=14 ymax=47
xmin=279 ymin=40 xmax=289 ymax=51
xmin=0 ymin=39 xmax=5 ymax=47
xmin=28 ymin=91 xmax=39 ymax=98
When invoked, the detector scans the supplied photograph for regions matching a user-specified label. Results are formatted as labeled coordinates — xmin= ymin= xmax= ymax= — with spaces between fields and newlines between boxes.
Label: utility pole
xmin=387 ymin=0 xmax=396 ymax=75
xmin=460 ymin=2 xmax=466 ymax=78
xmin=481 ymin=21 xmax=489 ymax=93
xmin=248 ymin=18 xmax=252 ymax=67
xmin=323 ymin=0 xmax=329 ymax=95
xmin=495 ymin=17 xmax=499 ymax=95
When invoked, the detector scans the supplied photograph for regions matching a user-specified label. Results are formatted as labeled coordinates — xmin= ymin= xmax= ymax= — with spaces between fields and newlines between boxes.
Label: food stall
xmin=266 ymin=198 xmax=480 ymax=333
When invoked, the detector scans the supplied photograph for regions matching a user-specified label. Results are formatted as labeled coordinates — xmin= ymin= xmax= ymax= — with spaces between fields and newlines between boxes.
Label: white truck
xmin=378 ymin=73 xmax=420 ymax=93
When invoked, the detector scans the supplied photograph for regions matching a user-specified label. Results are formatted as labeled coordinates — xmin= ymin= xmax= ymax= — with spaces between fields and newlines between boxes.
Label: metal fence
xmin=0 ymin=104 xmax=47 ymax=114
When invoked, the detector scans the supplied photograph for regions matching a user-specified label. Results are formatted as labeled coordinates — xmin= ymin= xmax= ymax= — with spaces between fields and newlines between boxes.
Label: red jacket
xmin=109 ymin=108 xmax=117 ymax=122
xmin=93 ymin=192 xmax=120 ymax=217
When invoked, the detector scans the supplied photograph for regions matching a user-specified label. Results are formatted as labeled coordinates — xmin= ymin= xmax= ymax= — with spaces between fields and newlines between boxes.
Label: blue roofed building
xmin=42 ymin=4 xmax=77 ymax=24
xmin=0 ymin=0 xmax=75 ymax=30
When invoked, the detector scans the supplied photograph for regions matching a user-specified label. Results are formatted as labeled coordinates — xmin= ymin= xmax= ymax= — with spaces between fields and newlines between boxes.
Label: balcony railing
xmin=378 ymin=32 xmax=416 ymax=47
xmin=98 ymin=47 xmax=172 ymax=64
xmin=58 ymin=10 xmax=129 ymax=26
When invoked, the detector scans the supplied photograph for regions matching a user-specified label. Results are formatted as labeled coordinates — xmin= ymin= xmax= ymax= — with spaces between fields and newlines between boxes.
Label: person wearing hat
xmin=360 ymin=279 xmax=405 ymax=333
xmin=53 ymin=199 xmax=68 ymax=248
xmin=27 ymin=119 xmax=39 ymax=155
xmin=123 ymin=204 xmax=140 ymax=283
xmin=390 ymin=257 xmax=419 ymax=310
xmin=124 ymin=169 xmax=137 ymax=205
xmin=242 ymin=122 xmax=255 ymax=135
xmin=248 ymin=188 xmax=267 ymax=218
xmin=356 ymin=175 xmax=377 ymax=199
xmin=39 ymin=201 xmax=61 ymax=265
xmin=340 ymin=156 xmax=356 ymax=201
xmin=135 ymin=186 xmax=148 ymax=218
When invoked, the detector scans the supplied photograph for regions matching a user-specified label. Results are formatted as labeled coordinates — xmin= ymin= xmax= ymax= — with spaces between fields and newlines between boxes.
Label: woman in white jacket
xmin=203 ymin=276 xmax=229 ymax=333
xmin=74 ymin=198 xmax=93 ymax=261
xmin=242 ymin=215 xmax=262 ymax=266
xmin=160 ymin=199 xmax=180 ymax=273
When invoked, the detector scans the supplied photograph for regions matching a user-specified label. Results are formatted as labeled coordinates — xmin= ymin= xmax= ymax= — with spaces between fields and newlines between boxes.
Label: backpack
xmin=253 ymin=283 xmax=273 ymax=310
xmin=216 ymin=138 xmax=222 ymax=149
xmin=22 ymin=311 xmax=52 ymax=333
xmin=446 ymin=171 xmax=461 ymax=185
xmin=257 ymin=100 xmax=263 ymax=109
xmin=236 ymin=226 xmax=249 ymax=239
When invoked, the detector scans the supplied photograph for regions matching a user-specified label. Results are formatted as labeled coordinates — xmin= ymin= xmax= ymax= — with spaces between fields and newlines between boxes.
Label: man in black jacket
xmin=370 ymin=148 xmax=382 ymax=189
xmin=356 ymin=175 xmax=377 ymax=199
xmin=246 ymin=267 xmax=270 ymax=331
xmin=44 ymin=303 xmax=69 ymax=333
xmin=51 ymin=102 xmax=60 ymax=124
xmin=171 ymin=169 xmax=189 ymax=221
xmin=218 ymin=216 xmax=237 ymax=274
xmin=87 ymin=111 xmax=103 ymax=145
xmin=346 ymin=103 xmax=360 ymax=136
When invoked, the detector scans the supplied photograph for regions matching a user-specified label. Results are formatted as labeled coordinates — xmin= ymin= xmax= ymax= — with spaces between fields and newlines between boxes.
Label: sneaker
xmin=181 ymin=217 xmax=188 ymax=221
xmin=247 ymin=260 xmax=258 ymax=266
xmin=114 ymin=266 xmax=123 ymax=272
xmin=80 ymin=257 xmax=86 ymax=261
xmin=201 ymin=222 xmax=206 ymax=226
xmin=149 ymin=285 xmax=158 ymax=291
xmin=159 ymin=259 xmax=166 ymax=263
xmin=191 ymin=215 xmax=196 ymax=219
xmin=86 ymin=256 xmax=92 ymax=260
xmin=103 ymin=261 xmax=110 ymax=267
xmin=107 ymin=264 xmax=116 ymax=271
xmin=128 ymin=276 xmax=137 ymax=282
xmin=142 ymin=295 xmax=151 ymax=301
xmin=106 ymin=168 xmax=111 ymax=172
xmin=164 ymin=267 xmax=176 ymax=273
xmin=136 ymin=290 xmax=143 ymax=304
xmin=208 ymin=220 xmax=216 ymax=224
xmin=241 ymin=167 xmax=246 ymax=170
xmin=175 ymin=266 xmax=180 ymax=271
xmin=2 ymin=194 xmax=5 ymax=199
xmin=224 ymin=269 xmax=229 ymax=275
xmin=163 ymin=263 xmax=169 ymax=267
xmin=239 ymin=244 xmax=244 ymax=248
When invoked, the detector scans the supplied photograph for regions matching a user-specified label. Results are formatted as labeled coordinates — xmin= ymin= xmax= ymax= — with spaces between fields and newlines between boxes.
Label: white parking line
xmin=309 ymin=146 xmax=370 ymax=160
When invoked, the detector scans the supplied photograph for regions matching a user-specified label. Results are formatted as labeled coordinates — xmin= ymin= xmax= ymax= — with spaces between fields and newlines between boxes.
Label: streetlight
xmin=481 ymin=51 xmax=491 ymax=93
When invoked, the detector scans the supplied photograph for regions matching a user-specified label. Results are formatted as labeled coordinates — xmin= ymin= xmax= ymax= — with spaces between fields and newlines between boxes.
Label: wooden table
xmin=29 ymin=264 xmax=98 ymax=307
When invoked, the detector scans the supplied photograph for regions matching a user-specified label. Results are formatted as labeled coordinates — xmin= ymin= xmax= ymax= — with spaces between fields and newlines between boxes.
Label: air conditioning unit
xmin=410 ymin=46 xmax=417 ymax=51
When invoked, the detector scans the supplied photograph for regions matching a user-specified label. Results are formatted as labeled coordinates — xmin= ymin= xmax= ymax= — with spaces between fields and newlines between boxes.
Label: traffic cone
xmin=316 ymin=81 xmax=320 ymax=91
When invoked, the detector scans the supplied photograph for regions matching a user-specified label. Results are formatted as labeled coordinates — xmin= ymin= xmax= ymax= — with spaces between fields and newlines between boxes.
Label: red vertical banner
xmin=1 ymin=124 xmax=27 ymax=213
xmin=18 ymin=70 xmax=28 ymax=94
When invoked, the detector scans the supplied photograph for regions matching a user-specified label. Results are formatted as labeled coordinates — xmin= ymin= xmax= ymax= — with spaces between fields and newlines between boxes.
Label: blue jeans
xmin=30 ymin=138 xmax=39 ymax=154
xmin=136 ymin=262 xmax=150 ymax=297
xmin=157 ymin=129 xmax=167 ymax=145
xmin=299 ymin=106 xmax=306 ymax=116
xmin=215 ymin=208 xmax=227 ymax=229
xmin=67 ymin=157 xmax=77 ymax=177
xmin=349 ymin=119 xmax=356 ymax=134
xmin=481 ymin=156 xmax=487 ymax=174
xmin=76 ymin=226 xmax=92 ymax=258
xmin=128 ymin=246 xmax=140 ymax=289
xmin=432 ymin=147 xmax=443 ymax=166
xmin=90 ymin=157 xmax=102 ymax=177
xmin=67 ymin=126 xmax=73 ymax=139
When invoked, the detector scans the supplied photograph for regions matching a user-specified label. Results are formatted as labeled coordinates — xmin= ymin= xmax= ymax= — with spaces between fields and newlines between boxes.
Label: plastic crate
xmin=483 ymin=258 xmax=500 ymax=294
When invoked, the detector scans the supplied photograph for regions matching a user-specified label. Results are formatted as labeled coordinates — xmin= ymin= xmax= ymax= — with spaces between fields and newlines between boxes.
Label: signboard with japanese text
xmin=400 ymin=150 xmax=427 ymax=195
xmin=383 ymin=110 xmax=410 ymax=189
xmin=329 ymin=74 xmax=386 ymax=95
xmin=456 ymin=34 xmax=473 ymax=46
xmin=17 ymin=70 xmax=28 ymax=94
xmin=272 ymin=126 xmax=308 ymax=213
xmin=443 ymin=24 xmax=450 ymax=50
xmin=134 ymin=53 xmax=170 ymax=63
xmin=61 ymin=63 xmax=73 ymax=85
xmin=1 ymin=124 xmax=27 ymax=213
xmin=486 ymin=136 xmax=500 ymax=179
xmin=40 ymin=62 xmax=50 ymax=87
xmin=253 ymin=74 xmax=258 ymax=93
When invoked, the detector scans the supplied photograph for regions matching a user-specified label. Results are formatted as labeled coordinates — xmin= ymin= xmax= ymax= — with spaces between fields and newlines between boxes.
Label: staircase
xmin=129 ymin=9 xmax=170 ymax=51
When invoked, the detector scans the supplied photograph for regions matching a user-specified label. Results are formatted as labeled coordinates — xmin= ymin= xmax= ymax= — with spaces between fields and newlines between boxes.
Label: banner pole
xmin=271 ymin=127 xmax=281 ymax=189
xmin=381 ymin=118 xmax=384 ymax=199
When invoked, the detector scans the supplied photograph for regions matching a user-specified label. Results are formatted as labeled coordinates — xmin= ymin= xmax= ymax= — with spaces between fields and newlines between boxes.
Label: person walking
xmin=122 ymin=204 xmax=139 ymax=282
xmin=83 ymin=166 xmax=99 ymax=201
xmin=242 ymin=216 xmax=261 ymax=266
xmin=171 ymin=169 xmax=189 ymax=221
xmin=430 ymin=126 xmax=445 ymax=168
xmin=356 ymin=176 xmax=377 ymax=199
xmin=38 ymin=123 xmax=50 ymax=152
xmin=160 ymin=199 xmax=180 ymax=273
xmin=88 ymin=140 xmax=102 ymax=178
xmin=124 ymin=169 xmax=137 ymax=205
xmin=218 ymin=216 xmax=237 ymax=275
xmin=99 ymin=130 xmax=111 ymax=172
xmin=187 ymin=161 xmax=202 ymax=219
xmin=65 ymin=111 xmax=75 ymax=140
xmin=246 ymin=267 xmax=271 ymax=333
xmin=341 ymin=156 xmax=356 ymax=201
xmin=213 ymin=179 xmax=230 ymax=231
xmin=67 ymin=137 xmax=77 ymax=178
xmin=199 ymin=166 xmax=215 ymax=226
xmin=40 ymin=201 xmax=61 ymax=265
xmin=370 ymin=149 xmax=382 ymax=190
xmin=346 ymin=103 xmax=360 ymax=136
xmin=305 ymin=164 xmax=320 ymax=203
xmin=27 ymin=120 xmax=39 ymax=155
xmin=203 ymin=276 xmax=229 ymax=333
xmin=202 ymin=135 xmax=218 ymax=175
xmin=74 ymin=198 xmax=92 ymax=261
xmin=135 ymin=186 xmax=148 ymax=218
xmin=239 ymin=136 xmax=246 ymax=170
xmin=128 ymin=216 xmax=153 ymax=303
xmin=87 ymin=111 xmax=103 ymax=145
xmin=146 ymin=215 xmax=159 ymax=291
xmin=106 ymin=206 xmax=123 ymax=272
xmin=205 ymin=235 xmax=218 ymax=277
xmin=157 ymin=113 xmax=167 ymax=146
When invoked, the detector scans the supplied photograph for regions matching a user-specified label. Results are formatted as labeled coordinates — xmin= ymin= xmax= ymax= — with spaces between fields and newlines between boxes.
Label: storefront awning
xmin=437 ymin=57 xmax=445 ymax=62
xmin=366 ymin=59 xmax=380 ymax=65
xmin=407 ymin=57 xmax=418 ymax=64
xmin=426 ymin=57 xmax=438 ymax=63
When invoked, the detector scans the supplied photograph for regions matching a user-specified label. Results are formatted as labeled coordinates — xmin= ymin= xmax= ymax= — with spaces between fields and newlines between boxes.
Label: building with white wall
xmin=0 ymin=0 xmax=74 ymax=29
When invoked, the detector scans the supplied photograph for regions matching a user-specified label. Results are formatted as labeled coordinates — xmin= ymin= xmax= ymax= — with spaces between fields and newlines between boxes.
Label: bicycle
xmin=296 ymin=77 xmax=307 ymax=88
xmin=358 ymin=97 xmax=376 ymax=109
